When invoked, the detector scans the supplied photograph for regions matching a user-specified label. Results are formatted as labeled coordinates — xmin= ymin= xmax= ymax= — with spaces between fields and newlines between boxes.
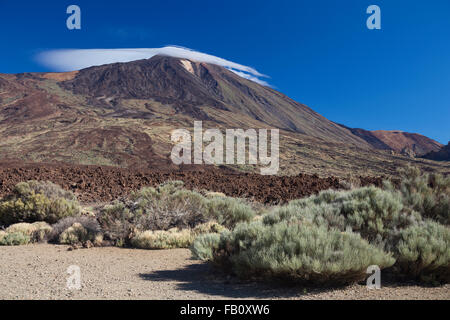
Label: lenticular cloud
xmin=36 ymin=46 xmax=269 ymax=86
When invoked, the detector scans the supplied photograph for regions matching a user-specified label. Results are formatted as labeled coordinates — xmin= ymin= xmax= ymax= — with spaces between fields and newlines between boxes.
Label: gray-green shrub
xmin=264 ymin=187 xmax=419 ymax=249
xmin=205 ymin=196 xmax=255 ymax=229
xmin=393 ymin=220 xmax=450 ymax=283
xmin=192 ymin=221 xmax=395 ymax=285
xmin=0 ymin=232 xmax=31 ymax=246
xmin=191 ymin=233 xmax=222 ymax=261
xmin=262 ymin=182 xmax=450 ymax=283
xmin=384 ymin=166 xmax=450 ymax=225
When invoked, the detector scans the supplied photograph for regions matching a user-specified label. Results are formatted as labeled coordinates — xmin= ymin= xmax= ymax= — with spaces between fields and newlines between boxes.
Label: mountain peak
xmin=59 ymin=54 xmax=223 ymax=108
xmin=53 ymin=58 xmax=370 ymax=146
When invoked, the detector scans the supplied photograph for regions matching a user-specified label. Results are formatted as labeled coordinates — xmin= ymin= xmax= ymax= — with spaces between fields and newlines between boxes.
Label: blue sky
xmin=1 ymin=0 xmax=449 ymax=143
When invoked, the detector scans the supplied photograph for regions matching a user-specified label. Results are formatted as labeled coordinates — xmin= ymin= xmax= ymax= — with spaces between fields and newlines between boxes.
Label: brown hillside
xmin=371 ymin=130 xmax=442 ymax=156
xmin=0 ymin=56 xmax=448 ymax=177
xmin=342 ymin=124 xmax=443 ymax=156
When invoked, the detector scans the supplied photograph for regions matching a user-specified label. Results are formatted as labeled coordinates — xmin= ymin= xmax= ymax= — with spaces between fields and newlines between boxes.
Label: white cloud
xmin=36 ymin=46 xmax=269 ymax=86
xmin=227 ymin=69 xmax=270 ymax=86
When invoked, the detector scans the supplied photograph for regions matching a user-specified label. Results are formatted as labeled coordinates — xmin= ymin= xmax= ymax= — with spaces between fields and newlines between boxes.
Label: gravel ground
xmin=0 ymin=244 xmax=448 ymax=300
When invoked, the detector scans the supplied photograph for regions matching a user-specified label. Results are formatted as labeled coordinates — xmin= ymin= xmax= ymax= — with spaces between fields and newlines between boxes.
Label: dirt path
xmin=0 ymin=244 xmax=448 ymax=300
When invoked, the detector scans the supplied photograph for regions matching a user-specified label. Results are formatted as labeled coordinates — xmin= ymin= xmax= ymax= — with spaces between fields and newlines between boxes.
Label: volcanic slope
xmin=0 ymin=56 xmax=448 ymax=177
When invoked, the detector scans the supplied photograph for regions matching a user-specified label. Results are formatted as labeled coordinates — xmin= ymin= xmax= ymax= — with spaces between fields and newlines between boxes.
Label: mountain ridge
xmin=57 ymin=55 xmax=372 ymax=147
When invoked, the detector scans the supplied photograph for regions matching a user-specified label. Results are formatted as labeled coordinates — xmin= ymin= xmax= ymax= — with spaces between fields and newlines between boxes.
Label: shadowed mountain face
xmin=0 ymin=55 xmax=448 ymax=176
xmin=59 ymin=56 xmax=370 ymax=146
xmin=422 ymin=142 xmax=450 ymax=161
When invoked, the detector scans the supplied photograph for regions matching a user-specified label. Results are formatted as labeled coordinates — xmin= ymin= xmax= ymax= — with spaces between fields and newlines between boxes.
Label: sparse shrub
xmin=51 ymin=216 xmax=102 ymax=246
xmin=0 ymin=232 xmax=31 ymax=246
xmin=98 ymin=181 xmax=254 ymax=246
xmin=156 ymin=180 xmax=185 ymax=193
xmin=58 ymin=222 xmax=103 ymax=246
xmin=97 ymin=200 xmax=136 ymax=246
xmin=98 ymin=181 xmax=208 ymax=245
xmin=192 ymin=221 xmax=227 ymax=235
xmin=264 ymin=200 xmax=344 ymax=229
xmin=131 ymin=228 xmax=194 ymax=249
xmin=31 ymin=222 xmax=53 ymax=242
xmin=130 ymin=221 xmax=227 ymax=250
xmin=5 ymin=222 xmax=52 ymax=242
xmin=134 ymin=188 xmax=207 ymax=230
xmin=340 ymin=174 xmax=362 ymax=190
xmin=192 ymin=221 xmax=395 ymax=286
xmin=393 ymin=220 xmax=450 ymax=283
xmin=0 ymin=181 xmax=80 ymax=226
xmin=51 ymin=216 xmax=100 ymax=239
xmin=384 ymin=166 xmax=450 ymax=225
xmin=6 ymin=223 xmax=38 ymax=236
xmin=131 ymin=182 xmax=208 ymax=230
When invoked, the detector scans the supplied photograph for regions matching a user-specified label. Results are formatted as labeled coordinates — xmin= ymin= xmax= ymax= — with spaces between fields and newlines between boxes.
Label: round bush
xmin=51 ymin=216 xmax=102 ymax=246
xmin=0 ymin=232 xmax=31 ymax=246
xmin=264 ymin=187 xmax=420 ymax=249
xmin=192 ymin=221 xmax=395 ymax=286
xmin=0 ymin=181 xmax=80 ymax=226
xmin=5 ymin=222 xmax=52 ymax=242
xmin=394 ymin=220 xmax=450 ymax=283
xmin=205 ymin=197 xmax=255 ymax=229
xmin=58 ymin=222 xmax=103 ymax=246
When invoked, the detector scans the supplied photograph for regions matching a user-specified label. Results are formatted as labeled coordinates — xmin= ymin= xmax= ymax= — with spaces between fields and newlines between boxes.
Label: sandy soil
xmin=0 ymin=244 xmax=448 ymax=300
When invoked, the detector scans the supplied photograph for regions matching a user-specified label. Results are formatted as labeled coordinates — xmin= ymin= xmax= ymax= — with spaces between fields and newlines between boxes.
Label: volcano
xmin=0 ymin=55 xmax=446 ymax=176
